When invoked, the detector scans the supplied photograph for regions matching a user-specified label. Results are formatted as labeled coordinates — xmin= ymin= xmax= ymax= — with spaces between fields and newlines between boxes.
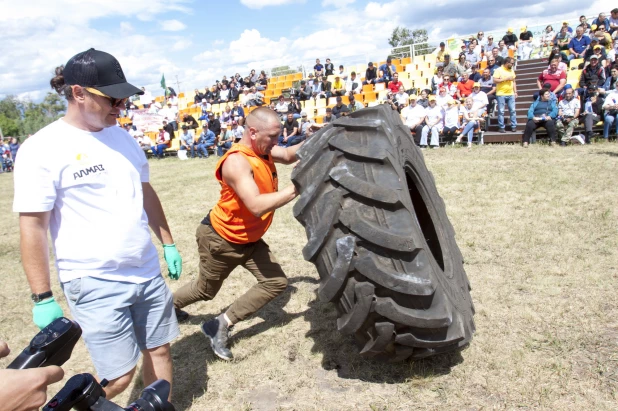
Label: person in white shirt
xmin=470 ymin=83 xmax=489 ymax=115
xmin=400 ymin=95 xmax=426 ymax=145
xmin=457 ymin=97 xmax=484 ymax=146
xmin=13 ymin=48 xmax=181 ymax=400
xmin=140 ymin=87 xmax=152 ymax=108
xmin=394 ymin=85 xmax=409 ymax=107
xmin=556 ymin=87 xmax=581 ymax=144
xmin=435 ymin=86 xmax=451 ymax=109
xmin=346 ymin=72 xmax=363 ymax=94
xmin=538 ymin=25 xmax=556 ymax=58
xmin=275 ymin=95 xmax=288 ymax=118
xmin=421 ymin=96 xmax=443 ymax=148
xmin=442 ymin=99 xmax=460 ymax=143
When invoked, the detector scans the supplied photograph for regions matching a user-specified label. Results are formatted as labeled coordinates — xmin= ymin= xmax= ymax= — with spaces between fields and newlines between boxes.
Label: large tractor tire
xmin=291 ymin=104 xmax=475 ymax=361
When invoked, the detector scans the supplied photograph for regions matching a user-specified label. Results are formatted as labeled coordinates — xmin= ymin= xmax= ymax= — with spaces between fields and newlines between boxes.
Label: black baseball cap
xmin=63 ymin=48 xmax=143 ymax=99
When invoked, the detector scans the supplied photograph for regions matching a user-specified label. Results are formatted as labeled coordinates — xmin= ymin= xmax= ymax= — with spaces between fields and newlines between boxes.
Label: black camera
xmin=7 ymin=317 xmax=175 ymax=411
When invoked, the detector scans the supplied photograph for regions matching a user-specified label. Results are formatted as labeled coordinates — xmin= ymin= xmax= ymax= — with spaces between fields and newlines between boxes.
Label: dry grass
xmin=1 ymin=143 xmax=618 ymax=410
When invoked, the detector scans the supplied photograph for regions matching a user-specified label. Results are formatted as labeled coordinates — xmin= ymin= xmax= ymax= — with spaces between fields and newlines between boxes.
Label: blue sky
xmin=0 ymin=0 xmax=610 ymax=100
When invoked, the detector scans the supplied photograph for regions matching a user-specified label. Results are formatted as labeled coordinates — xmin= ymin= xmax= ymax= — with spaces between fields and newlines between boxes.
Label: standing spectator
xmin=9 ymin=137 xmax=19 ymax=161
xmin=442 ymin=99 xmax=460 ymax=143
xmin=592 ymin=13 xmax=610 ymax=32
xmin=314 ymin=58 xmax=324 ymax=77
xmin=568 ymin=26 xmax=591 ymax=60
xmin=537 ymin=59 xmax=567 ymax=95
xmin=348 ymin=93 xmax=364 ymax=112
xmin=456 ymin=97 xmax=483 ymax=146
xmin=363 ymin=62 xmax=378 ymax=85
xmin=493 ymin=57 xmax=518 ymax=133
xmin=401 ymin=95 xmax=426 ymax=144
xmin=554 ymin=26 xmax=572 ymax=51
xmin=518 ymin=26 xmax=534 ymax=60
xmin=522 ymin=89 xmax=558 ymax=147
xmin=538 ymin=25 xmax=556 ymax=58
xmin=502 ymin=28 xmax=518 ymax=49
xmin=602 ymin=83 xmax=618 ymax=138
xmin=278 ymin=113 xmax=299 ymax=147
xmin=324 ymin=58 xmax=334 ymax=76
xmin=15 ymin=49 xmax=181 ymax=400
xmin=332 ymin=75 xmax=346 ymax=96
xmin=555 ymin=87 xmax=581 ymax=145
xmin=421 ymin=96 xmax=442 ymax=149
xmin=346 ymin=71 xmax=363 ymax=94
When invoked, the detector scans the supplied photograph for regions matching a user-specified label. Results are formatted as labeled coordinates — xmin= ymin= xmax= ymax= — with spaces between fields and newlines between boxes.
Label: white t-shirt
xmin=401 ymin=104 xmax=426 ymax=127
xmin=443 ymin=106 xmax=460 ymax=128
xmin=13 ymin=119 xmax=160 ymax=284
xmin=425 ymin=105 xmax=444 ymax=129
xmin=470 ymin=91 xmax=489 ymax=111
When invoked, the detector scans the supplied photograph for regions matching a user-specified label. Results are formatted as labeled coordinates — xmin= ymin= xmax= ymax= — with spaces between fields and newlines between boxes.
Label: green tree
xmin=0 ymin=93 xmax=66 ymax=139
xmin=388 ymin=26 xmax=431 ymax=56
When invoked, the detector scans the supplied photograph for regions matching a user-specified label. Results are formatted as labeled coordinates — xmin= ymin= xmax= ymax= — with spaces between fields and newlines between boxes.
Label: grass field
xmin=1 ymin=142 xmax=617 ymax=410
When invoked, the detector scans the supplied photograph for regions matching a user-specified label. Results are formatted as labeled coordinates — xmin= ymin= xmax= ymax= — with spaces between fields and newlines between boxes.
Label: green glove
xmin=163 ymin=243 xmax=182 ymax=280
xmin=32 ymin=297 xmax=64 ymax=330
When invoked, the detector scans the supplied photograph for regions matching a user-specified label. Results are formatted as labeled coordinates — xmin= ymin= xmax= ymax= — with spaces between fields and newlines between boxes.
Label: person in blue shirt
xmin=592 ymin=13 xmax=610 ymax=32
xmin=179 ymin=125 xmax=196 ymax=158
xmin=313 ymin=59 xmax=324 ymax=77
xmin=196 ymin=124 xmax=216 ymax=158
xmin=522 ymin=89 xmax=558 ymax=147
xmin=567 ymin=26 xmax=591 ymax=60
xmin=377 ymin=58 xmax=397 ymax=83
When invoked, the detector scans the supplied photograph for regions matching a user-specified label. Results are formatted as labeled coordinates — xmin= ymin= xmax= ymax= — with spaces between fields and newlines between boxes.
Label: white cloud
xmin=240 ymin=0 xmax=304 ymax=9
xmin=172 ymin=40 xmax=192 ymax=51
xmin=322 ymin=0 xmax=355 ymax=7
xmin=161 ymin=19 xmax=186 ymax=31
xmin=120 ymin=22 xmax=134 ymax=34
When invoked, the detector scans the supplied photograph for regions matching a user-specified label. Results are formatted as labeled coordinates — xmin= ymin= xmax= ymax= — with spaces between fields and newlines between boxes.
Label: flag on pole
xmin=161 ymin=74 xmax=167 ymax=96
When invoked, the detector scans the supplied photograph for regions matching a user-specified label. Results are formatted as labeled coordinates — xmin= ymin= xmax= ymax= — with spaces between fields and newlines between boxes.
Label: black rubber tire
xmin=291 ymin=104 xmax=475 ymax=361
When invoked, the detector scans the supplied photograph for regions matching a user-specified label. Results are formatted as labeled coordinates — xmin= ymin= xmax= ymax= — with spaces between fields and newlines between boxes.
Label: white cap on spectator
xmin=202 ymin=98 xmax=207 ymax=102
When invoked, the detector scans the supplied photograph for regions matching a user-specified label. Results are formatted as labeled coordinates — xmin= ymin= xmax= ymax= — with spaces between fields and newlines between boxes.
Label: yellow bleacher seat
xmin=316 ymin=107 xmax=327 ymax=116
xmin=327 ymin=97 xmax=337 ymax=108
xmin=293 ymin=72 xmax=303 ymax=80
xmin=374 ymin=83 xmax=386 ymax=92
xmin=392 ymin=59 xmax=401 ymax=66
xmin=401 ymin=57 xmax=412 ymax=66
xmin=315 ymin=116 xmax=324 ymax=124
xmin=362 ymin=84 xmax=374 ymax=93
xmin=570 ymin=58 xmax=583 ymax=70
xmin=178 ymin=92 xmax=185 ymax=98
xmin=363 ymin=92 xmax=377 ymax=103
xmin=316 ymin=98 xmax=326 ymax=108
xmin=165 ymin=138 xmax=180 ymax=152
xmin=283 ymin=80 xmax=293 ymax=89
xmin=401 ymin=79 xmax=413 ymax=90
xmin=354 ymin=93 xmax=364 ymax=104
xmin=341 ymin=95 xmax=350 ymax=105
xmin=304 ymin=99 xmax=315 ymax=110
xmin=377 ymin=90 xmax=389 ymax=100
xmin=405 ymin=63 xmax=416 ymax=72
xmin=567 ymin=70 xmax=582 ymax=87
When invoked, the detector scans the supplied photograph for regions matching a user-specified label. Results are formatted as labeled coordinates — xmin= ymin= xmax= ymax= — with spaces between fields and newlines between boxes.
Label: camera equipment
xmin=7 ymin=317 xmax=81 ymax=370
xmin=43 ymin=373 xmax=175 ymax=411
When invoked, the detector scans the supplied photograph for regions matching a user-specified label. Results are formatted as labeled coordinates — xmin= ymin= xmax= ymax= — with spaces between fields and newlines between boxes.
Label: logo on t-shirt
xmin=73 ymin=164 xmax=106 ymax=180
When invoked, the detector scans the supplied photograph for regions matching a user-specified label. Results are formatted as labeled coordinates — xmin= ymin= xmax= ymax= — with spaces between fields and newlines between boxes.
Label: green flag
xmin=161 ymin=74 xmax=167 ymax=96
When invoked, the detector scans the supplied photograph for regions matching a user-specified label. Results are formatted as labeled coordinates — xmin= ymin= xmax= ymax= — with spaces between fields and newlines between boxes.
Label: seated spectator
xmin=141 ymin=87 xmax=152 ymax=108
xmin=548 ymin=46 xmax=569 ymax=66
xmin=456 ymin=71 xmax=475 ymax=100
xmin=246 ymin=86 xmax=265 ymax=106
xmin=337 ymin=65 xmax=348 ymax=81
xmin=256 ymin=72 xmax=268 ymax=91
xmin=278 ymin=112 xmax=299 ymax=147
xmin=610 ymin=8 xmax=618 ymax=34
xmin=331 ymin=96 xmax=350 ymax=118
xmin=401 ymin=94 xmax=426 ymax=145
xmin=298 ymin=80 xmax=312 ymax=101
xmin=435 ymin=86 xmax=451 ymax=109
xmin=456 ymin=97 xmax=484 ymax=146
xmin=443 ymin=55 xmax=462 ymax=82
xmin=196 ymin=124 xmax=216 ymax=158
xmin=162 ymin=119 xmax=175 ymax=140
xmin=592 ymin=25 xmax=613 ymax=51
xmin=537 ymin=59 xmax=567 ymax=95
xmin=324 ymin=58 xmax=335 ymax=76
xmin=249 ymin=69 xmax=259 ymax=84
xmin=219 ymin=83 xmax=230 ymax=103
xmin=556 ymin=87 xmax=581 ymax=145
xmin=475 ymin=31 xmax=487 ymax=50
xmin=456 ymin=54 xmax=469 ymax=79
xmin=421 ymin=96 xmax=442 ymax=149
xmin=178 ymin=125 xmax=196 ymax=158
xmin=518 ymin=26 xmax=534 ymax=60
xmin=442 ymin=77 xmax=457 ymax=97
xmin=479 ymin=68 xmax=497 ymax=112
xmin=561 ymin=20 xmax=574 ymax=34
xmin=431 ymin=66 xmax=445 ymax=93
xmin=377 ymin=58 xmax=397 ymax=83
xmin=554 ymin=26 xmax=571 ymax=51
xmin=318 ymin=76 xmax=332 ymax=99
xmin=581 ymin=92 xmax=602 ymax=143
xmin=388 ymin=72 xmax=403 ymax=93
xmin=579 ymin=15 xmax=592 ymax=34
xmin=578 ymin=56 xmax=606 ymax=97
xmin=306 ymin=73 xmax=315 ymax=88
xmin=311 ymin=77 xmax=323 ymax=98
xmin=135 ymin=131 xmax=151 ymax=155
xmin=538 ymin=25 xmax=556 ymax=58
xmin=151 ymin=125 xmax=170 ymax=158
xmin=442 ymin=99 xmax=460 ymax=143
xmin=468 ymin=69 xmax=481 ymax=82
xmin=592 ymin=13 xmax=610 ymax=32
xmin=198 ymin=99 xmax=211 ymax=121
xmin=489 ymin=49 xmax=503 ymax=69
xmin=275 ymin=95 xmax=288 ymax=118
xmin=417 ymin=89 xmax=430 ymax=108
xmin=159 ymin=101 xmax=178 ymax=127
xmin=288 ymin=96 xmax=302 ymax=119
xmin=217 ymin=125 xmax=234 ymax=156
xmin=603 ymin=66 xmax=618 ymax=95
xmin=522 ymin=89 xmax=558 ymax=147
xmin=497 ymin=40 xmax=509 ymax=58
xmin=147 ymin=99 xmax=160 ymax=114
xmin=348 ymin=93 xmax=364 ymax=113
xmin=602 ymin=83 xmax=618 ymax=138
xmin=332 ymin=75 xmax=346 ymax=96
xmin=228 ymin=82 xmax=241 ymax=102
xmin=485 ymin=35 xmax=498 ymax=53
xmin=239 ymin=86 xmax=251 ymax=106
xmin=590 ymin=45 xmax=608 ymax=67
xmin=465 ymin=43 xmax=480 ymax=69
xmin=435 ymin=42 xmax=447 ymax=67
xmin=323 ymin=107 xmax=335 ymax=123
xmin=394 ymin=85 xmax=409 ymax=107
xmin=568 ymin=26 xmax=591 ymax=60
xmin=230 ymin=101 xmax=245 ymax=121
xmin=298 ymin=113 xmax=316 ymax=140
xmin=470 ymin=83 xmax=489 ymax=115
xmin=502 ymin=28 xmax=518 ymax=49
xmin=231 ymin=120 xmax=244 ymax=142
xmin=314 ymin=58 xmax=324 ymax=77
xmin=220 ymin=105 xmax=233 ymax=125
xmin=583 ymin=40 xmax=605 ymax=62
xmin=346 ymin=71 xmax=363 ymax=94
xmin=194 ymin=88 xmax=205 ymax=105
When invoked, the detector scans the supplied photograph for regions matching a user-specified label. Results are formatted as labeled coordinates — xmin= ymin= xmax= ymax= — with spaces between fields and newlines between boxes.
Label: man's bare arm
xmin=19 ymin=212 xmax=52 ymax=294
xmin=271 ymin=144 xmax=303 ymax=165
xmin=142 ymin=182 xmax=174 ymax=245
xmin=222 ymin=153 xmax=297 ymax=217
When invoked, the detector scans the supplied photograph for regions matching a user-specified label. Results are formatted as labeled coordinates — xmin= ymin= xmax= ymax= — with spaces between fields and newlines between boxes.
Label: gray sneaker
xmin=201 ymin=314 xmax=233 ymax=361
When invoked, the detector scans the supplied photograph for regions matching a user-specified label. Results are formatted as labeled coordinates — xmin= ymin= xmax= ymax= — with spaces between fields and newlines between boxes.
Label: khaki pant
xmin=556 ymin=118 xmax=579 ymax=142
xmin=173 ymin=223 xmax=288 ymax=324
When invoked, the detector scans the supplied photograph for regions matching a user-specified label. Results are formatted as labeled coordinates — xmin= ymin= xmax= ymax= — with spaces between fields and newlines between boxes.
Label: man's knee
xmin=104 ymin=366 xmax=137 ymax=399
xmin=264 ymin=275 xmax=288 ymax=295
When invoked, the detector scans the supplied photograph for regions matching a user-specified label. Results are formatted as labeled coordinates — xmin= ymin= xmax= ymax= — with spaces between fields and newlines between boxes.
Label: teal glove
xmin=163 ymin=243 xmax=182 ymax=280
xmin=32 ymin=297 xmax=64 ymax=330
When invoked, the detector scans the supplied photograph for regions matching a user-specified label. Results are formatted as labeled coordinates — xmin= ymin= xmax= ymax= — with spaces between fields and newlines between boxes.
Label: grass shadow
xmin=304 ymin=292 xmax=464 ymax=384
xmin=593 ymin=151 xmax=618 ymax=157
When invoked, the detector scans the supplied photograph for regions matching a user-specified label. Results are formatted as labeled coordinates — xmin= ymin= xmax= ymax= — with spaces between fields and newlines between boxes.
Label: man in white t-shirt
xmin=469 ymin=83 xmax=489 ymax=115
xmin=421 ymin=96 xmax=444 ymax=148
xmin=400 ymin=94 xmax=426 ymax=145
xmin=13 ymin=49 xmax=182 ymax=400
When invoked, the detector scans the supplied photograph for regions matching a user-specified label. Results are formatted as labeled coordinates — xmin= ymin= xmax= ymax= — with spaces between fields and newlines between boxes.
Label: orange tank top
xmin=210 ymin=144 xmax=279 ymax=244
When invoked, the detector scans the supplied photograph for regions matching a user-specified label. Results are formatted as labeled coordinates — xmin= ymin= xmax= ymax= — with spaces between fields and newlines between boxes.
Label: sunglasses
xmin=85 ymin=87 xmax=128 ymax=108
